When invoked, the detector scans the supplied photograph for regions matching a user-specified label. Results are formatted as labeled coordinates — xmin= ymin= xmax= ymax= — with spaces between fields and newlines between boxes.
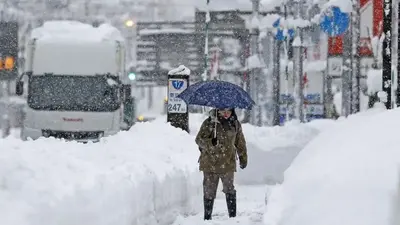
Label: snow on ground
xmin=172 ymin=185 xmax=268 ymax=225
xmin=0 ymin=119 xmax=202 ymax=225
xmin=263 ymin=106 xmax=400 ymax=225
xmin=1 ymin=112 xmax=335 ymax=225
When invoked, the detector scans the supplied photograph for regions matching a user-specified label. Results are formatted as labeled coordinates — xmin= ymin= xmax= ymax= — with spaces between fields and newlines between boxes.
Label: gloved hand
xmin=211 ymin=138 xmax=218 ymax=146
xmin=239 ymin=155 xmax=247 ymax=169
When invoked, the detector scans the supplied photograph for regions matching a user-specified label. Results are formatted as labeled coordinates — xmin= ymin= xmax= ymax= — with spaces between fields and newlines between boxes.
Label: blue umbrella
xmin=176 ymin=80 xmax=255 ymax=110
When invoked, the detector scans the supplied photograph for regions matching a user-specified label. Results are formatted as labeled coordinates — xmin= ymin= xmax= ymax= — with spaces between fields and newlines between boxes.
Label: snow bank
xmin=0 ymin=120 xmax=202 ymax=225
xmin=31 ymin=20 xmax=124 ymax=42
xmin=263 ymin=107 xmax=400 ymax=225
xmin=333 ymin=91 xmax=370 ymax=115
xmin=238 ymin=120 xmax=334 ymax=185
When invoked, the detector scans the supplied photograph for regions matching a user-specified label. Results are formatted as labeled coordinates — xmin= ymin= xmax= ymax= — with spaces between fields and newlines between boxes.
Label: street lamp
xmin=125 ymin=19 xmax=135 ymax=27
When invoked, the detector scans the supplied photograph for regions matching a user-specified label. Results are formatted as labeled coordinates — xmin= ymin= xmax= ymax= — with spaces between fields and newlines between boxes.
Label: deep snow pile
xmin=263 ymin=107 xmax=400 ymax=225
xmin=0 ymin=119 xmax=202 ymax=225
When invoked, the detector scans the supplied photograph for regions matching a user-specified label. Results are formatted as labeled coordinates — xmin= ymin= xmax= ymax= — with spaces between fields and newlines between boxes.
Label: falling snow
xmin=0 ymin=0 xmax=396 ymax=224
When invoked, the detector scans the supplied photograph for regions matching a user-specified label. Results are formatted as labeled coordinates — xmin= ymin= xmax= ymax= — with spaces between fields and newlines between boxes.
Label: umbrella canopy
xmin=177 ymin=80 xmax=255 ymax=109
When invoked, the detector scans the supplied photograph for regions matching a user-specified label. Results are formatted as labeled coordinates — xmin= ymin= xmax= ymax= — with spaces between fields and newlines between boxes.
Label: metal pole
xmin=351 ymin=1 xmax=361 ymax=113
xmin=203 ymin=0 xmax=210 ymax=81
xmin=298 ymin=0 xmax=305 ymax=122
xmin=397 ymin=1 xmax=400 ymax=107
xmin=382 ymin=0 xmax=392 ymax=109
xmin=298 ymin=27 xmax=305 ymax=122
xmin=342 ymin=30 xmax=352 ymax=117
xmin=272 ymin=39 xmax=281 ymax=126
xmin=243 ymin=41 xmax=251 ymax=123
xmin=250 ymin=0 xmax=261 ymax=126
xmin=200 ymin=0 xmax=210 ymax=115
xmin=283 ymin=4 xmax=290 ymax=123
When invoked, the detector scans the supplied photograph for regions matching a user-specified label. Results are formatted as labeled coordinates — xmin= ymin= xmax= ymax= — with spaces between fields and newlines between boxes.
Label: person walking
xmin=195 ymin=108 xmax=248 ymax=220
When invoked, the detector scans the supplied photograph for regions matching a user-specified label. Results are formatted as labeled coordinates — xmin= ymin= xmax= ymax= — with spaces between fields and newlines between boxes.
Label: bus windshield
xmin=28 ymin=75 xmax=120 ymax=112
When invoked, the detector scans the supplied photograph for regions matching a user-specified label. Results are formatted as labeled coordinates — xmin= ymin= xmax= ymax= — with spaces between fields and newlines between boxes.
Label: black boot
xmin=204 ymin=197 xmax=214 ymax=220
xmin=226 ymin=193 xmax=236 ymax=217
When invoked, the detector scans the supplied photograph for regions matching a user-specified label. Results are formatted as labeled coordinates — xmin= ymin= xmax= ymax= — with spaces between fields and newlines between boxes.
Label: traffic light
xmin=4 ymin=56 xmax=14 ymax=70
xmin=128 ymin=71 xmax=136 ymax=80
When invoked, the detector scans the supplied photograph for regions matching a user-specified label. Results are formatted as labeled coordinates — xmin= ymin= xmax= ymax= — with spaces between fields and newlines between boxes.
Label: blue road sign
xmin=320 ymin=6 xmax=350 ymax=37
xmin=273 ymin=18 xmax=295 ymax=41
xmin=172 ymin=80 xmax=184 ymax=90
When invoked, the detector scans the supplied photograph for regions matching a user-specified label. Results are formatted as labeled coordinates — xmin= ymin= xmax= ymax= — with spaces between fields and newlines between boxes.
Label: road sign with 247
xmin=168 ymin=79 xmax=187 ymax=113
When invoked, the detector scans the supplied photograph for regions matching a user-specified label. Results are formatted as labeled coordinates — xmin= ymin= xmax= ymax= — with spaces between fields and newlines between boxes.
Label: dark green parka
xmin=195 ymin=110 xmax=248 ymax=173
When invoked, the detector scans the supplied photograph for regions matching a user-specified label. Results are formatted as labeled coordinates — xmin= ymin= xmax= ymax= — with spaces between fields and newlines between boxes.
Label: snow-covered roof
xmin=30 ymin=20 xmax=124 ymax=43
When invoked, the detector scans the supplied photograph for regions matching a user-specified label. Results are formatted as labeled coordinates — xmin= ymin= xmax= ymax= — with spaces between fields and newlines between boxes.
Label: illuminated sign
xmin=0 ymin=56 xmax=15 ymax=70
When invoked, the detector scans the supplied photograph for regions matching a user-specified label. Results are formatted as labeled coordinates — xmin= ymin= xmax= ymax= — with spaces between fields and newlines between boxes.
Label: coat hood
xmin=208 ymin=108 xmax=237 ymax=122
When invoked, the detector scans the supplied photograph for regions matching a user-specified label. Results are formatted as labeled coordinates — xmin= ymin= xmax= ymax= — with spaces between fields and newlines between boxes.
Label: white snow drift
xmin=1 ymin=112 xmax=336 ymax=225
xmin=0 ymin=119 xmax=202 ymax=225
xmin=263 ymin=107 xmax=400 ymax=225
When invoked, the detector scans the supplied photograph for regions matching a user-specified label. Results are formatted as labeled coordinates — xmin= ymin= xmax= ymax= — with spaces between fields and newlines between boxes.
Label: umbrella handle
xmin=214 ymin=108 xmax=217 ymax=138
xmin=214 ymin=121 xmax=217 ymax=138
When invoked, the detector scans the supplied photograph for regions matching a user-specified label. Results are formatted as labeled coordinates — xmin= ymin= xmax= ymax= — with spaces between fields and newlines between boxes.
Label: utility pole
xmin=297 ymin=0 xmax=305 ymax=122
xmin=250 ymin=0 xmax=262 ymax=126
xmin=395 ymin=0 xmax=400 ymax=107
xmin=342 ymin=22 xmax=352 ymax=117
xmin=351 ymin=0 xmax=361 ymax=113
xmin=272 ymin=38 xmax=281 ymax=126
xmin=203 ymin=0 xmax=210 ymax=82
xmin=382 ymin=0 xmax=392 ymax=109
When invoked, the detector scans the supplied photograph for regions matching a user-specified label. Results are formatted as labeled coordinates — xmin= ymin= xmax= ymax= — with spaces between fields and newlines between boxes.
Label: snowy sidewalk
xmin=172 ymin=185 xmax=266 ymax=225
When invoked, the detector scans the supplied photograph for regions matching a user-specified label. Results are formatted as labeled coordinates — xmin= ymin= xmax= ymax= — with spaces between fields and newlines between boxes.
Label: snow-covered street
xmin=172 ymin=185 xmax=267 ymax=225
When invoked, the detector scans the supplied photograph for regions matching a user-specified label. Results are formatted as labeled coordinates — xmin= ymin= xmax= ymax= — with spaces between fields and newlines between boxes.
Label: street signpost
xmin=167 ymin=65 xmax=190 ymax=132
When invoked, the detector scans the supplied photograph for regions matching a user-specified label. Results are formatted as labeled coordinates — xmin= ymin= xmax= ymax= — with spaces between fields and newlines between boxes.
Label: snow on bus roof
xmin=30 ymin=20 xmax=124 ymax=43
